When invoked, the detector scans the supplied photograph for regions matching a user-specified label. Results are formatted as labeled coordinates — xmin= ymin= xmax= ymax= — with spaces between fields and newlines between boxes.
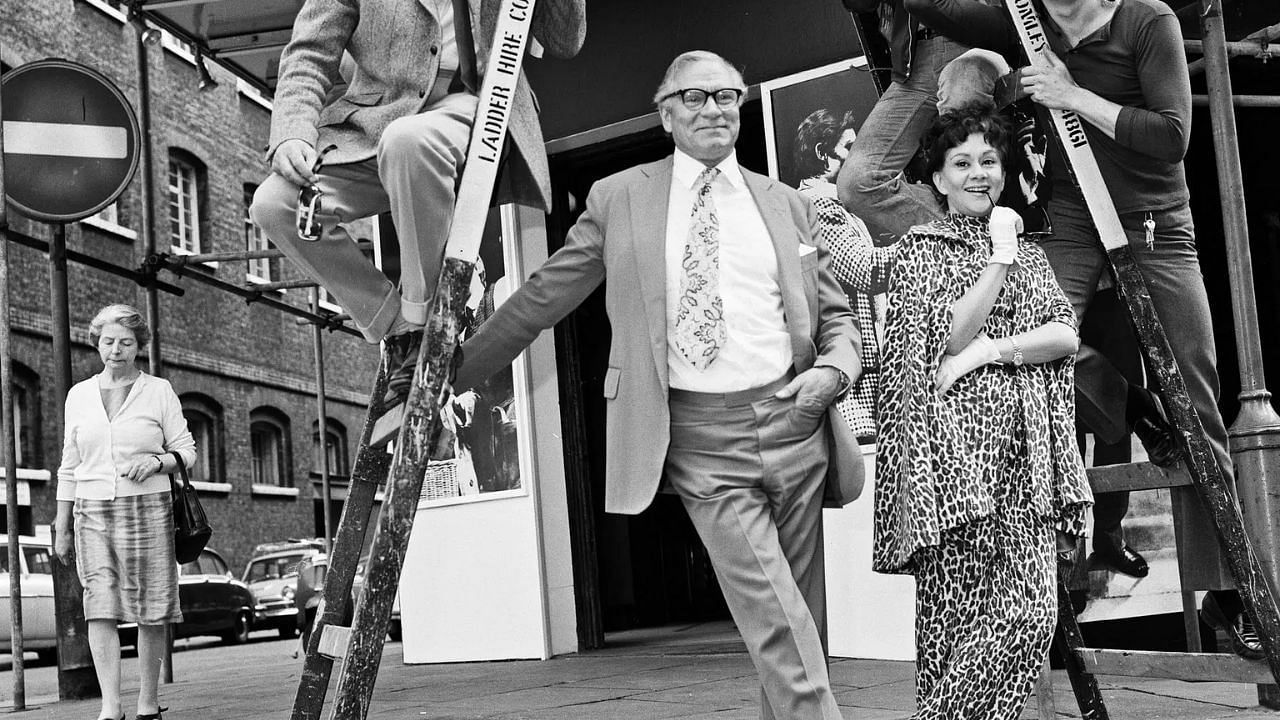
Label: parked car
xmin=0 ymin=534 xmax=58 ymax=663
xmin=119 ymin=547 xmax=255 ymax=647
xmin=242 ymin=539 xmax=325 ymax=639
xmin=296 ymin=554 xmax=400 ymax=646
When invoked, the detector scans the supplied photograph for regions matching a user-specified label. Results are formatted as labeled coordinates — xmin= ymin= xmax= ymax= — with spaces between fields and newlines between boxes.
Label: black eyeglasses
xmin=662 ymin=88 xmax=744 ymax=112
xmin=296 ymin=144 xmax=338 ymax=242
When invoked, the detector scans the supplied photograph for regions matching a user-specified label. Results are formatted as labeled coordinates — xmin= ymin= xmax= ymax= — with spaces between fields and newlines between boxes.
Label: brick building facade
xmin=1 ymin=0 xmax=382 ymax=571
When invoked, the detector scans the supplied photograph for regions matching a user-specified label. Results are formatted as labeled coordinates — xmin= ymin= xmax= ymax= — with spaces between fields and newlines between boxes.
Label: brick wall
xmin=1 ymin=0 xmax=381 ymax=571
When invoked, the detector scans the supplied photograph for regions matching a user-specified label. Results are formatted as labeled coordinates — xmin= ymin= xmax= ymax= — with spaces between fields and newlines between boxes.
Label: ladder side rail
xmin=291 ymin=365 xmax=393 ymax=720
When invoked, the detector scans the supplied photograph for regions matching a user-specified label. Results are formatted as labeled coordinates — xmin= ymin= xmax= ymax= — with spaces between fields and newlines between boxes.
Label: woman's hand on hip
xmin=120 ymin=455 xmax=162 ymax=483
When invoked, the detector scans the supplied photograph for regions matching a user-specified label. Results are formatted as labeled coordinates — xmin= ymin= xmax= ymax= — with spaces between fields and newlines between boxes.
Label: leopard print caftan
xmin=873 ymin=213 xmax=1092 ymax=720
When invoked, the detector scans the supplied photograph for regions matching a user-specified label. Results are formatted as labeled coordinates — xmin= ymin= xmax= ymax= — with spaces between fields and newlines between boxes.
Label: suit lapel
xmin=629 ymin=158 xmax=674 ymax=389
xmin=744 ymin=171 xmax=812 ymax=367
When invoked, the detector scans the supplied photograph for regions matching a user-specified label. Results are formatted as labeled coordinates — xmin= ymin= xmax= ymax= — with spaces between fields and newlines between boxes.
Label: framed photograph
xmin=761 ymin=58 xmax=880 ymax=188
xmin=418 ymin=205 xmax=534 ymax=508
xmin=761 ymin=58 xmax=885 ymax=446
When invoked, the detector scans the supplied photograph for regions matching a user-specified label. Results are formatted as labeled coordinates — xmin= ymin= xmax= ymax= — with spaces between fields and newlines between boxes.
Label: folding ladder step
xmin=370 ymin=404 xmax=405 ymax=448
xmin=1086 ymin=461 xmax=1192 ymax=494
xmin=315 ymin=624 xmax=352 ymax=661
xmin=1076 ymin=648 xmax=1275 ymax=684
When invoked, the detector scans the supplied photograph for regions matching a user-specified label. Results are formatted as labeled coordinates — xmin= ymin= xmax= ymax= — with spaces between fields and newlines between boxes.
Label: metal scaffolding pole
xmin=0 ymin=33 xmax=27 ymax=711
xmin=1201 ymin=0 xmax=1280 ymax=708
xmin=312 ymin=289 xmax=334 ymax=552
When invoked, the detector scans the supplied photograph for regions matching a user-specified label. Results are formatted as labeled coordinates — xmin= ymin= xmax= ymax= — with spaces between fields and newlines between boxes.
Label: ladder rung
xmin=370 ymin=404 xmax=405 ymax=448
xmin=1086 ymin=461 xmax=1192 ymax=494
xmin=1076 ymin=648 xmax=1276 ymax=684
xmin=316 ymin=624 xmax=352 ymax=660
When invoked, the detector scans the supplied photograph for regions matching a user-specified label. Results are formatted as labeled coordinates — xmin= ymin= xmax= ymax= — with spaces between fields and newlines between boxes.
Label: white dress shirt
xmin=57 ymin=372 xmax=197 ymax=502
xmin=665 ymin=149 xmax=791 ymax=392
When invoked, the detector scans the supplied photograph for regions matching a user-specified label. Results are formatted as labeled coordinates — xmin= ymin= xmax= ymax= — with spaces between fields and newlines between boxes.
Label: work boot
xmin=1128 ymin=385 xmax=1180 ymax=467
xmin=382 ymin=329 xmax=424 ymax=408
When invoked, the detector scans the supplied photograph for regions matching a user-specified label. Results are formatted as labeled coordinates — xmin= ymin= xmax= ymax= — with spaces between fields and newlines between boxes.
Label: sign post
xmin=2 ymin=58 xmax=142 ymax=703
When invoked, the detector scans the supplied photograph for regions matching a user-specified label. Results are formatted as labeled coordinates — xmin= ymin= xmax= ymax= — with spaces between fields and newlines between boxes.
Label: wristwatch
xmin=153 ymin=455 xmax=164 ymax=471
xmin=1010 ymin=336 xmax=1024 ymax=367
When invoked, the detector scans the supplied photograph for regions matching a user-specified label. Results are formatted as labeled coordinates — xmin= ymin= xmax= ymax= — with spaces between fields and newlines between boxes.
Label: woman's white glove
xmin=935 ymin=333 xmax=1001 ymax=396
xmin=989 ymin=206 xmax=1023 ymax=265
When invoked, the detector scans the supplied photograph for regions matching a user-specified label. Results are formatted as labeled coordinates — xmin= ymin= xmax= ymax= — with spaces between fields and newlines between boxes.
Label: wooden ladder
xmin=287 ymin=3 xmax=539 ymax=719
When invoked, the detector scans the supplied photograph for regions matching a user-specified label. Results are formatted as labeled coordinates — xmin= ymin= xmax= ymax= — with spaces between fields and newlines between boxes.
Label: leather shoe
xmin=1201 ymin=592 xmax=1265 ymax=660
xmin=1094 ymin=542 xmax=1149 ymax=578
xmin=382 ymin=329 xmax=423 ymax=408
xmin=1130 ymin=388 xmax=1180 ymax=467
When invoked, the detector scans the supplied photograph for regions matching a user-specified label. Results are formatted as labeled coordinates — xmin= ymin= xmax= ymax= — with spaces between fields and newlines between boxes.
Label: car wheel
xmin=388 ymin=619 xmax=402 ymax=643
xmin=222 ymin=611 xmax=251 ymax=645
xmin=278 ymin=624 xmax=298 ymax=640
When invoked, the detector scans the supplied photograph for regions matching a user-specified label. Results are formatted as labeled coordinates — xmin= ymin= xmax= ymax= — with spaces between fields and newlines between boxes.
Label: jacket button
xmin=419 ymin=90 xmax=426 ymax=98
xmin=430 ymin=45 xmax=439 ymax=55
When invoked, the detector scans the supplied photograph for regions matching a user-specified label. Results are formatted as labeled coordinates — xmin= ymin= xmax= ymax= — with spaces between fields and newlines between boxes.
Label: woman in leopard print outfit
xmin=874 ymin=105 xmax=1092 ymax=720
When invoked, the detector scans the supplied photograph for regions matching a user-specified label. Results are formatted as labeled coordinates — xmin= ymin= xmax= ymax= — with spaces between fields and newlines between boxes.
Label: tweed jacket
xmin=455 ymin=156 xmax=866 ymax=514
xmin=267 ymin=0 xmax=585 ymax=211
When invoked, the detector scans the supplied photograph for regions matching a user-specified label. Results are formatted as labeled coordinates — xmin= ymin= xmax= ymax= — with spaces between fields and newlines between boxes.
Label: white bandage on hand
xmin=989 ymin=206 xmax=1023 ymax=265
xmin=935 ymin=333 xmax=1001 ymax=395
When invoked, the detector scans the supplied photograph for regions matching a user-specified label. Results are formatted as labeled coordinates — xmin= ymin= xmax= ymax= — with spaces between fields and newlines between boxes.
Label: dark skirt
xmin=74 ymin=492 xmax=182 ymax=624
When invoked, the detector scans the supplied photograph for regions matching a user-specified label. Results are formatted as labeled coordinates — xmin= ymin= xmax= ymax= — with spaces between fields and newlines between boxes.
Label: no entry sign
xmin=2 ymin=59 xmax=141 ymax=223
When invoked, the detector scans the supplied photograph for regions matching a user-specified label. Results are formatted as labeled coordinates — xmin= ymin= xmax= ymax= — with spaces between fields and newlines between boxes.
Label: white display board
xmin=824 ymin=447 xmax=917 ymax=661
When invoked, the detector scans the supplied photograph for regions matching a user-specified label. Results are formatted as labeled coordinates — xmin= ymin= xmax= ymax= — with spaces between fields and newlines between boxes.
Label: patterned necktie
xmin=674 ymin=167 xmax=726 ymax=370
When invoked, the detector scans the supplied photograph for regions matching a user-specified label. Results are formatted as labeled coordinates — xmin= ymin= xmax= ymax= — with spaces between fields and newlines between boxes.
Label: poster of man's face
xmin=761 ymin=59 xmax=880 ymax=189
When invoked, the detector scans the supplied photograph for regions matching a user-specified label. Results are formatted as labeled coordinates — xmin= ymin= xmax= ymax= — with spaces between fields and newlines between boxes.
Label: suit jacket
xmin=455 ymin=156 xmax=866 ymax=514
xmin=267 ymin=0 xmax=585 ymax=211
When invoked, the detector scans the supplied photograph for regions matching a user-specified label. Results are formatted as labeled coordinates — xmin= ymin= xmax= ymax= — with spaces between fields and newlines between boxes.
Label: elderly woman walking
xmin=54 ymin=304 xmax=195 ymax=720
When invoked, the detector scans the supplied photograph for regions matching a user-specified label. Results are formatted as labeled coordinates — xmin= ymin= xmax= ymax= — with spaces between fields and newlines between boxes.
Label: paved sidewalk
xmin=4 ymin=621 xmax=1277 ymax=719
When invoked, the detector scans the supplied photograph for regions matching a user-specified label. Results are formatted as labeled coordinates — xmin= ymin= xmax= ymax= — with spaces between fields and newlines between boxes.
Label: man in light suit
xmin=250 ymin=0 xmax=584 ymax=400
xmin=454 ymin=51 xmax=864 ymax=720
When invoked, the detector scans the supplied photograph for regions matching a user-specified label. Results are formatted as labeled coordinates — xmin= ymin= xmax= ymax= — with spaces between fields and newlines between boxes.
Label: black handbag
xmin=169 ymin=453 xmax=213 ymax=564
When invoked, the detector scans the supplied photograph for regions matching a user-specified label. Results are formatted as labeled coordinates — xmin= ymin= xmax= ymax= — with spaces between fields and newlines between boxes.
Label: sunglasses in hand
xmin=296 ymin=144 xmax=338 ymax=242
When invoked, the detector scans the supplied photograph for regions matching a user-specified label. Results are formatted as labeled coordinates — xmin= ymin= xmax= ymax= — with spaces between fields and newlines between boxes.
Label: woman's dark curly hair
xmin=922 ymin=102 xmax=1013 ymax=177
xmin=793 ymin=108 xmax=842 ymax=180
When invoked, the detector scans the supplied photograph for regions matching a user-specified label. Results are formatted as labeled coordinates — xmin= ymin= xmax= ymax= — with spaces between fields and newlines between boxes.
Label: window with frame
xmin=244 ymin=184 xmax=273 ymax=282
xmin=250 ymin=407 xmax=291 ymax=487
xmin=180 ymin=393 xmax=224 ymax=484
xmin=312 ymin=419 xmax=349 ymax=476
xmin=168 ymin=152 xmax=203 ymax=254
xmin=0 ymin=363 xmax=42 ymax=469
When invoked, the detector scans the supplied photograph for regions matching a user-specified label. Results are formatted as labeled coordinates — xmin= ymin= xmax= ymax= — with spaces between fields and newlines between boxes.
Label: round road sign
xmin=2 ymin=59 xmax=141 ymax=223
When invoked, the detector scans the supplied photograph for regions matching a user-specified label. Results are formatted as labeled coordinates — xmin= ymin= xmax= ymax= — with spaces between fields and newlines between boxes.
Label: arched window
xmin=168 ymin=149 xmax=206 ymax=254
xmin=181 ymin=393 xmax=225 ymax=484
xmin=250 ymin=407 xmax=291 ymax=487
xmin=312 ymin=419 xmax=349 ymax=477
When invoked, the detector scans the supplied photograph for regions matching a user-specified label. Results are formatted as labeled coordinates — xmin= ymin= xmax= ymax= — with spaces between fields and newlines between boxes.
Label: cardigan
xmin=57 ymin=372 xmax=197 ymax=501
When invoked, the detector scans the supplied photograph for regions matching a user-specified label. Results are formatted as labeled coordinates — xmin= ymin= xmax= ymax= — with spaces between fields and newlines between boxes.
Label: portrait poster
xmin=761 ymin=58 xmax=884 ymax=445
xmin=418 ymin=205 xmax=533 ymax=508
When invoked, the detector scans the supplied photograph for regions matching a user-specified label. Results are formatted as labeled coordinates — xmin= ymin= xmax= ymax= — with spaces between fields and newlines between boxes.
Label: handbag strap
xmin=168 ymin=452 xmax=192 ymax=492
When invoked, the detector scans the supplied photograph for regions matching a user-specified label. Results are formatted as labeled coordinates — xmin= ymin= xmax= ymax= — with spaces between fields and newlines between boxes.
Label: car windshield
xmin=245 ymin=553 xmax=308 ymax=583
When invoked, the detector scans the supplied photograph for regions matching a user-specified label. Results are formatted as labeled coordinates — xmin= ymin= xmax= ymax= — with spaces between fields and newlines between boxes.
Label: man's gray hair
xmin=652 ymin=51 xmax=747 ymax=107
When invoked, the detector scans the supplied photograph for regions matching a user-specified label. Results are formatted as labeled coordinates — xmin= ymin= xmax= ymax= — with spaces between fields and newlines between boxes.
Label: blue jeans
xmin=837 ymin=36 xmax=971 ymax=244
xmin=1041 ymin=196 xmax=1236 ymax=589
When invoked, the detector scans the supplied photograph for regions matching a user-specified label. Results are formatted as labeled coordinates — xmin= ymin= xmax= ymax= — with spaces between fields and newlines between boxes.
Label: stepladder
xmin=287 ymin=2 xmax=542 ymax=719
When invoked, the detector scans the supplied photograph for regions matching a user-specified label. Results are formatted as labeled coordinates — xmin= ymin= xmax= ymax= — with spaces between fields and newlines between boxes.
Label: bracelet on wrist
xmin=153 ymin=455 xmax=164 ymax=471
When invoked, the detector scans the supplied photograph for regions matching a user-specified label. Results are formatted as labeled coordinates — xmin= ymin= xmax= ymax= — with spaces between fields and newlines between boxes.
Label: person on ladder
xmin=250 ymin=0 xmax=585 ymax=407
xmin=453 ymin=51 xmax=865 ymax=720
